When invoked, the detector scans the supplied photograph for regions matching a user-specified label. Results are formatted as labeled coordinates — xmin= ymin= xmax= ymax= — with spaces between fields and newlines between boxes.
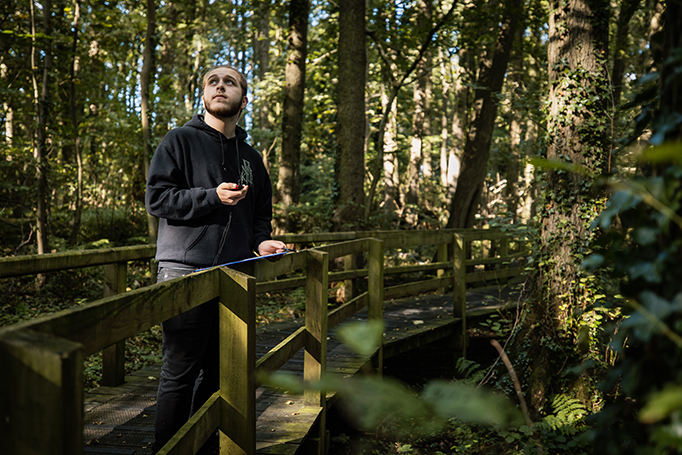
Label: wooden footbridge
xmin=0 ymin=229 xmax=528 ymax=455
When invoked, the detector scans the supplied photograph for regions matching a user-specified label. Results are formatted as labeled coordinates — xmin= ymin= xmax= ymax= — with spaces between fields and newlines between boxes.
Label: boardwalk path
xmin=82 ymin=284 xmax=522 ymax=454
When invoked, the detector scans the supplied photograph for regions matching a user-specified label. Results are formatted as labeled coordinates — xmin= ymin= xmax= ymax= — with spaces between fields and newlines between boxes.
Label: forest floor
xmin=326 ymin=333 xmax=507 ymax=455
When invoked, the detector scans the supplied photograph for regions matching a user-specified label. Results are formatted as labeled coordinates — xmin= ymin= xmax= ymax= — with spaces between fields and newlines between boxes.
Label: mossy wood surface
xmin=0 ymin=244 xmax=156 ymax=278
xmin=0 ymin=269 xmax=219 ymax=356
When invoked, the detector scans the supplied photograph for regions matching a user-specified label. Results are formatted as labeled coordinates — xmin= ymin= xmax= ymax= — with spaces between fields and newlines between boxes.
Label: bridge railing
xmin=0 ymin=229 xmax=529 ymax=387
xmin=0 ymin=240 xmax=385 ymax=455
xmin=0 ymin=228 xmax=529 ymax=454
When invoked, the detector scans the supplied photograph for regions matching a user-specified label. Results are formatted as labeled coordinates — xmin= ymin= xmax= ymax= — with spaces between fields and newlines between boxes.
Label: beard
xmin=204 ymin=97 xmax=242 ymax=119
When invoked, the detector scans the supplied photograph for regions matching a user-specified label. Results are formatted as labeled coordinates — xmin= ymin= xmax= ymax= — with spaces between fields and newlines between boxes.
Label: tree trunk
xmin=277 ymin=0 xmax=308 ymax=232
xmin=406 ymin=0 xmax=433 ymax=219
xmin=31 ymin=0 xmax=52 ymax=255
xmin=506 ymin=27 xmax=524 ymax=222
xmin=611 ymin=0 xmax=641 ymax=105
xmin=253 ymin=0 xmax=273 ymax=171
xmin=447 ymin=48 xmax=468 ymax=204
xmin=524 ymin=0 xmax=611 ymax=417
xmin=68 ymin=0 xmax=83 ymax=247
xmin=439 ymin=48 xmax=450 ymax=189
xmin=382 ymin=87 xmax=400 ymax=218
xmin=364 ymin=3 xmax=457 ymax=222
xmin=141 ymin=0 xmax=157 ymax=244
xmin=1 ymin=62 xmax=12 ymax=145
xmin=446 ymin=0 xmax=522 ymax=229
xmin=183 ymin=0 xmax=197 ymax=113
xmin=334 ymin=0 xmax=366 ymax=231
xmin=660 ymin=0 xmax=682 ymax=143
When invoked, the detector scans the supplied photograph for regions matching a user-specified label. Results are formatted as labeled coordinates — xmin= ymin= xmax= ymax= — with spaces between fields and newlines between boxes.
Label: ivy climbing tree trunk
xmin=522 ymin=0 xmax=611 ymax=417
xmin=277 ymin=0 xmax=308 ymax=232
xmin=334 ymin=0 xmax=366 ymax=231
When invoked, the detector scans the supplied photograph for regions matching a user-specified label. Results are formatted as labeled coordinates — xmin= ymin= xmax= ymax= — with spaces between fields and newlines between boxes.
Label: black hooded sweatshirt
xmin=146 ymin=114 xmax=273 ymax=269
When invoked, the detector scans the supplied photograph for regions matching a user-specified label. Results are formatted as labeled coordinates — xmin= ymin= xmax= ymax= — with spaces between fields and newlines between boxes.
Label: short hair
xmin=201 ymin=65 xmax=248 ymax=98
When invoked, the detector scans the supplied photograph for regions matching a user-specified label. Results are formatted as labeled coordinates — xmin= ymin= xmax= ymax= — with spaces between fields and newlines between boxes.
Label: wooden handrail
xmin=0 ymin=229 xmax=529 ymax=455
xmin=0 ymin=228 xmax=529 ymax=387
xmin=0 ymin=244 xmax=157 ymax=278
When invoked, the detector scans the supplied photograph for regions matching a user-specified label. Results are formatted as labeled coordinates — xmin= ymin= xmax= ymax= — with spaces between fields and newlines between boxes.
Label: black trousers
xmin=152 ymin=267 xmax=219 ymax=454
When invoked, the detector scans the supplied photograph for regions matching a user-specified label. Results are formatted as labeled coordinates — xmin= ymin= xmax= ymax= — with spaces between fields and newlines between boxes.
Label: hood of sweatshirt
xmin=184 ymin=114 xmax=249 ymax=142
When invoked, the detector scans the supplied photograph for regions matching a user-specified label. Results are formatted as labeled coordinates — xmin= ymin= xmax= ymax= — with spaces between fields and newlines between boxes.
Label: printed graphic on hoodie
xmin=241 ymin=159 xmax=254 ymax=187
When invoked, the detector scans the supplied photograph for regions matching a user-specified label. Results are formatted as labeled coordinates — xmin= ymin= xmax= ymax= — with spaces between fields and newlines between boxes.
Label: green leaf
xmin=260 ymin=371 xmax=305 ymax=394
xmin=628 ymin=262 xmax=661 ymax=283
xmin=421 ymin=380 xmax=522 ymax=427
xmin=580 ymin=254 xmax=604 ymax=272
xmin=634 ymin=227 xmax=659 ymax=246
xmin=640 ymin=291 xmax=672 ymax=320
xmin=336 ymin=320 xmax=384 ymax=357
xmin=640 ymin=386 xmax=682 ymax=424
xmin=641 ymin=142 xmax=682 ymax=163
xmin=528 ymin=157 xmax=594 ymax=177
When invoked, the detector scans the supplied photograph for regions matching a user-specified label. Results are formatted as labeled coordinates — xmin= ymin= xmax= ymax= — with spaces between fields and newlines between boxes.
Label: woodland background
xmin=2 ymin=0 xmax=682 ymax=454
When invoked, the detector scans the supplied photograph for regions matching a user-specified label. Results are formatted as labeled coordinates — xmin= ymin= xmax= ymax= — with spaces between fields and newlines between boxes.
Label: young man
xmin=145 ymin=64 xmax=285 ymax=454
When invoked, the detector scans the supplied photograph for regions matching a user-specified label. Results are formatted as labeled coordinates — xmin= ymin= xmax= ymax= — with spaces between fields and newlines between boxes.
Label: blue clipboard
xmin=194 ymin=250 xmax=292 ymax=273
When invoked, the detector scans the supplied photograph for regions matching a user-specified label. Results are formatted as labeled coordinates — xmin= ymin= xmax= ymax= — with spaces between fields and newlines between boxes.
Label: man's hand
xmin=216 ymin=182 xmax=247 ymax=205
xmin=258 ymin=240 xmax=287 ymax=256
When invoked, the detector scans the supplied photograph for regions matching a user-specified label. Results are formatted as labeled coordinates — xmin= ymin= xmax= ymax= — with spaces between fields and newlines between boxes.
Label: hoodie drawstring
xmin=214 ymin=134 xmax=241 ymax=266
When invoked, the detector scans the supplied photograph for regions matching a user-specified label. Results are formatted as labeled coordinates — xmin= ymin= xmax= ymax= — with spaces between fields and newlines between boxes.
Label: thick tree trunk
xmin=277 ymin=0 xmax=308 ymax=232
xmin=523 ymin=0 xmax=611 ymax=416
xmin=334 ymin=0 xmax=366 ymax=231
xmin=446 ymin=0 xmax=522 ymax=228
xmin=141 ymin=0 xmax=157 ymax=244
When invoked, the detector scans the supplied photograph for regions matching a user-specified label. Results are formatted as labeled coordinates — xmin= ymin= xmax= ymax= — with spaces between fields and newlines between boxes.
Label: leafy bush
xmin=585 ymin=156 xmax=682 ymax=454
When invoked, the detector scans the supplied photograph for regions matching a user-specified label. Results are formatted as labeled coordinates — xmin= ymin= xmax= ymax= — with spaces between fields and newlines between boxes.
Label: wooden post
xmin=499 ymin=233 xmax=509 ymax=284
xmin=368 ymin=239 xmax=384 ymax=374
xmin=437 ymin=242 xmax=448 ymax=294
xmin=0 ymin=330 xmax=83 ymax=455
xmin=102 ymin=262 xmax=126 ymax=386
xmin=304 ymin=249 xmax=328 ymax=406
xmin=305 ymin=249 xmax=328 ymax=455
xmin=452 ymin=233 xmax=467 ymax=357
xmin=219 ymin=267 xmax=256 ymax=455
xmin=343 ymin=253 xmax=356 ymax=302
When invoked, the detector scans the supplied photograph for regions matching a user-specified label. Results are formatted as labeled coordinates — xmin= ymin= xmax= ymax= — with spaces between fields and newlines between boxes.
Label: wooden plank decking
xmin=82 ymin=284 xmax=522 ymax=455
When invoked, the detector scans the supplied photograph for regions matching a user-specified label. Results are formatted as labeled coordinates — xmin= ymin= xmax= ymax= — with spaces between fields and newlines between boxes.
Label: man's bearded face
xmin=202 ymin=68 xmax=245 ymax=120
